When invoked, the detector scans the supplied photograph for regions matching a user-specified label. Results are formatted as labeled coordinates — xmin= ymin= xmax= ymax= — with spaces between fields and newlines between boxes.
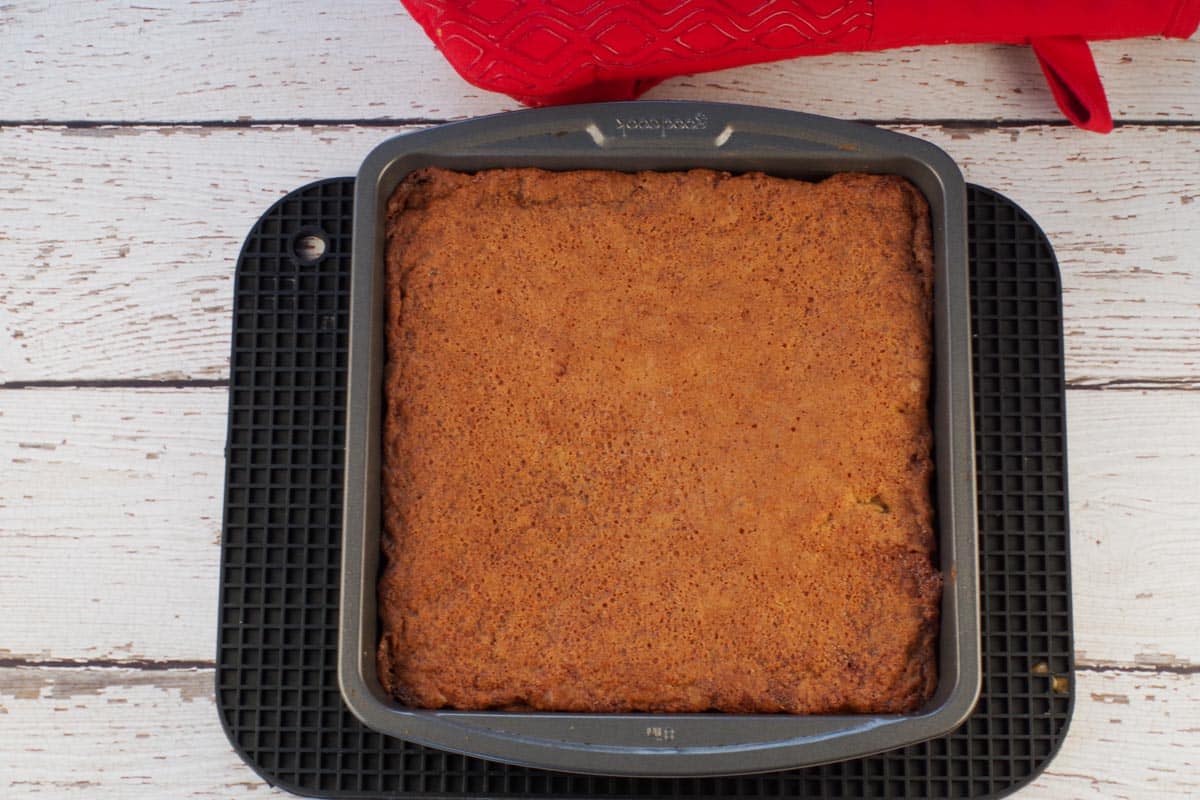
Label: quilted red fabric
xmin=400 ymin=0 xmax=1200 ymax=132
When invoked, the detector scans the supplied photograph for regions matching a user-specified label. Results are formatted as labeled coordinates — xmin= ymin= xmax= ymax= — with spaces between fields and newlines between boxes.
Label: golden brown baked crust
xmin=378 ymin=167 xmax=940 ymax=714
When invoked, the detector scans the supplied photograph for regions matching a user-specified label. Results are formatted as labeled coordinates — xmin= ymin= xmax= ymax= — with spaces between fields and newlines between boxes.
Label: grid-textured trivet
xmin=217 ymin=179 xmax=1074 ymax=799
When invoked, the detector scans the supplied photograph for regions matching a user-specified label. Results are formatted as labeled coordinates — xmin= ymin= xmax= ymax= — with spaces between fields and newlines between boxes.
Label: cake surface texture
xmin=377 ymin=167 xmax=940 ymax=714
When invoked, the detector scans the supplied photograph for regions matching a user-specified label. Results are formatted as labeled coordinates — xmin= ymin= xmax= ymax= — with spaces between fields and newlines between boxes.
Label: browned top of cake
xmin=377 ymin=167 xmax=940 ymax=714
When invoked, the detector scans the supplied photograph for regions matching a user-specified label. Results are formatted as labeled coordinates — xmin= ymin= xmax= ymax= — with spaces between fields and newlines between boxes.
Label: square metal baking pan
xmin=340 ymin=101 xmax=980 ymax=777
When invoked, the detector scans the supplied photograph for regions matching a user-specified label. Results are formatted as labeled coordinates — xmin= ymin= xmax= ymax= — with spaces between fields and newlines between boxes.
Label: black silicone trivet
xmin=217 ymin=179 xmax=1074 ymax=799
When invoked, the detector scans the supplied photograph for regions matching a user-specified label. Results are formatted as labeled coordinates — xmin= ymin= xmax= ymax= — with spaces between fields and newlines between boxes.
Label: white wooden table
xmin=2 ymin=3 xmax=1198 ymax=797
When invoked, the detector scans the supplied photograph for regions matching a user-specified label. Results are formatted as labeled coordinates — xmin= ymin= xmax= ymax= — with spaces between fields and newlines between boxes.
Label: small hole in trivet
xmin=293 ymin=232 xmax=327 ymax=264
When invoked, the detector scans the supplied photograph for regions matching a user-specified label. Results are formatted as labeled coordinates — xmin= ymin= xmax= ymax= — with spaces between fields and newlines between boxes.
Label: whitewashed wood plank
xmin=1067 ymin=389 xmax=1200 ymax=671
xmin=1026 ymin=669 xmax=1200 ymax=799
xmin=3 ymin=1 xmax=1199 ymax=123
xmin=1 ymin=124 xmax=1197 ymax=384
xmin=0 ymin=124 xmax=408 ymax=383
xmin=0 ymin=666 xmax=1194 ymax=797
xmin=1 ymin=388 xmax=1197 ymax=667
xmin=0 ymin=388 xmax=227 ymax=663
xmin=0 ymin=667 xmax=281 ymax=798
xmin=905 ymin=125 xmax=1200 ymax=389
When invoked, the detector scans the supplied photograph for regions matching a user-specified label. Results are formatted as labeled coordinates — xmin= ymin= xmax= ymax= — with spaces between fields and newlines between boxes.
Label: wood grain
xmin=1 ymin=666 xmax=1194 ymax=798
xmin=0 ymin=388 xmax=225 ymax=663
xmin=1031 ymin=668 xmax=1200 ymax=799
xmin=0 ymin=667 xmax=279 ymax=798
xmin=2 ymin=387 xmax=1197 ymax=668
xmin=909 ymin=124 xmax=1200 ymax=390
xmin=3 ymin=1 xmax=1198 ymax=123
xmin=1067 ymin=389 xmax=1200 ymax=671
xmin=2 ymin=124 xmax=1197 ymax=385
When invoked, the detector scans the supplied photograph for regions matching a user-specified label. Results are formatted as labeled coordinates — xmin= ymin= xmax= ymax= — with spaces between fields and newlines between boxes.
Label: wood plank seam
xmin=1076 ymin=663 xmax=1200 ymax=675
xmin=5 ymin=118 xmax=1200 ymax=130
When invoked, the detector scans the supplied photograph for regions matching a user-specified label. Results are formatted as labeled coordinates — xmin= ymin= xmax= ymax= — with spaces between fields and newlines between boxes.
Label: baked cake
xmin=377 ymin=167 xmax=940 ymax=713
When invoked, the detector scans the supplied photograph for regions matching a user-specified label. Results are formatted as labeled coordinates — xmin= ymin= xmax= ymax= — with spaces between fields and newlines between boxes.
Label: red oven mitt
xmin=400 ymin=0 xmax=1200 ymax=132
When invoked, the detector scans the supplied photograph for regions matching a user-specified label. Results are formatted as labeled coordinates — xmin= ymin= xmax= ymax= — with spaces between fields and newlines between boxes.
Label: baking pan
xmin=340 ymin=101 xmax=980 ymax=777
